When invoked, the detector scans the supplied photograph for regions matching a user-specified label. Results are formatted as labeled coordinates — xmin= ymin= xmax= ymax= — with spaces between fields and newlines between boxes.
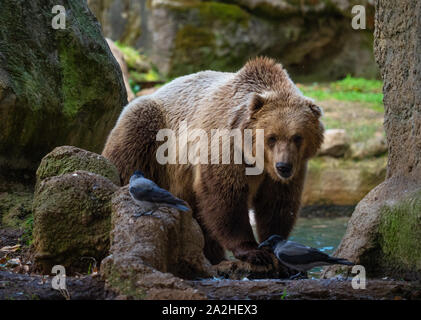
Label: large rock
xmin=88 ymin=0 xmax=378 ymax=80
xmin=323 ymin=176 xmax=421 ymax=279
xmin=324 ymin=0 xmax=421 ymax=280
xmin=100 ymin=186 xmax=211 ymax=299
xmin=0 ymin=0 xmax=127 ymax=177
xmin=302 ymin=157 xmax=386 ymax=206
xmin=350 ymin=134 xmax=387 ymax=160
xmin=318 ymin=129 xmax=350 ymax=158
xmin=36 ymin=146 xmax=121 ymax=189
xmin=33 ymin=171 xmax=118 ymax=274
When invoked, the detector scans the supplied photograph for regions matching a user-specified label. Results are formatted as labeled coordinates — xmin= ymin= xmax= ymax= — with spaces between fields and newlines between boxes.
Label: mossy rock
xmin=0 ymin=0 xmax=127 ymax=175
xmin=33 ymin=171 xmax=118 ymax=274
xmin=36 ymin=146 xmax=121 ymax=190
xmin=323 ymin=176 xmax=421 ymax=280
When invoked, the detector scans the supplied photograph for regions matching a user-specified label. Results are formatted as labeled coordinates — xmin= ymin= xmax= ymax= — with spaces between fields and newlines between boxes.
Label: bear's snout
xmin=276 ymin=162 xmax=293 ymax=178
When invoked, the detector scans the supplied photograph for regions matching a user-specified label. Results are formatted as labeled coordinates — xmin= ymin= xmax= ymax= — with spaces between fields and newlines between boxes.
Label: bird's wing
xmin=276 ymin=241 xmax=330 ymax=265
xmin=129 ymin=182 xmax=154 ymax=199
xmin=134 ymin=184 xmax=187 ymax=206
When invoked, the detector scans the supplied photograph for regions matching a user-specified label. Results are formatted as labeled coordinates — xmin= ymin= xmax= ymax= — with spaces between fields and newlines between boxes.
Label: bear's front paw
xmin=234 ymin=247 xmax=274 ymax=266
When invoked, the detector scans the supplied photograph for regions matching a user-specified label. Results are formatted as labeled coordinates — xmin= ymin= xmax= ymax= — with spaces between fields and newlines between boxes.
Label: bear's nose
xmin=276 ymin=162 xmax=293 ymax=178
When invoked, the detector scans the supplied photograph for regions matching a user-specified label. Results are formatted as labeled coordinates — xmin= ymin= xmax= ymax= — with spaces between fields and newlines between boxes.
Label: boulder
xmin=350 ymin=135 xmax=387 ymax=160
xmin=302 ymin=157 xmax=386 ymax=206
xmin=100 ymin=186 xmax=211 ymax=299
xmin=33 ymin=171 xmax=118 ymax=274
xmin=106 ymin=39 xmax=135 ymax=101
xmin=0 ymin=0 xmax=127 ymax=176
xmin=36 ymin=146 xmax=121 ymax=189
xmin=323 ymin=176 xmax=421 ymax=280
xmin=88 ymin=0 xmax=378 ymax=80
xmin=318 ymin=129 xmax=350 ymax=158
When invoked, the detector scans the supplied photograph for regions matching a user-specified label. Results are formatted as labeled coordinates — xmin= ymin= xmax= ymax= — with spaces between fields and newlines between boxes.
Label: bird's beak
xmin=258 ymin=241 xmax=270 ymax=249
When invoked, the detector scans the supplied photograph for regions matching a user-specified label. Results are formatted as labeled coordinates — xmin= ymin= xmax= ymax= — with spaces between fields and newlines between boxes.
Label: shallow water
xmin=289 ymin=216 xmax=350 ymax=277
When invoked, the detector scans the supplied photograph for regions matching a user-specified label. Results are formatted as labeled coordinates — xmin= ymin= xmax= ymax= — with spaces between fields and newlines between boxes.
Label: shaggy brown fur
xmin=102 ymin=57 xmax=324 ymax=265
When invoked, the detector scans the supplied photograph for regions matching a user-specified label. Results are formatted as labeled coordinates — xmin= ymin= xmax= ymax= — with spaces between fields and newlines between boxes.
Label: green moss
xmin=103 ymin=264 xmax=148 ymax=299
xmin=0 ymin=192 xmax=33 ymax=228
xmin=197 ymin=2 xmax=250 ymax=27
xmin=160 ymin=0 xmax=250 ymax=26
xmin=378 ymin=190 xmax=421 ymax=272
xmin=171 ymin=25 xmax=217 ymax=76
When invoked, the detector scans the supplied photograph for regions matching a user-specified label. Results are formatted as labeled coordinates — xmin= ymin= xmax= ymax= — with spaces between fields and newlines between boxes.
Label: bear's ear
xmin=309 ymin=103 xmax=323 ymax=118
xmin=248 ymin=93 xmax=265 ymax=113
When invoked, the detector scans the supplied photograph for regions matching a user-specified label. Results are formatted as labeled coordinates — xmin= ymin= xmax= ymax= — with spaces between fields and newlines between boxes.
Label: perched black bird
xmin=258 ymin=235 xmax=354 ymax=279
xmin=129 ymin=170 xmax=189 ymax=217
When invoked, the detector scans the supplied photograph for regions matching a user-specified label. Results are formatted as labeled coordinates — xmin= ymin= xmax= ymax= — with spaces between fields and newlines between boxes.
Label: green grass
xmin=300 ymin=75 xmax=384 ymax=112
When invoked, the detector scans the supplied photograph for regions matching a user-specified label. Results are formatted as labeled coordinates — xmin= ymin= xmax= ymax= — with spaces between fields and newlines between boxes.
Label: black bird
xmin=129 ymin=170 xmax=189 ymax=217
xmin=258 ymin=235 xmax=354 ymax=279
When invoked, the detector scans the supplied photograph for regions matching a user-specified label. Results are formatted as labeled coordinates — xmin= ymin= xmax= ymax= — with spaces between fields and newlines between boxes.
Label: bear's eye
xmin=267 ymin=135 xmax=277 ymax=146
xmin=292 ymin=134 xmax=303 ymax=146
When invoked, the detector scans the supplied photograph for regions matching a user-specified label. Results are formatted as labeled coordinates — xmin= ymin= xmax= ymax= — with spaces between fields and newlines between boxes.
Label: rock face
xmin=100 ymin=186 xmax=211 ymax=299
xmin=88 ymin=0 xmax=378 ymax=80
xmin=0 ymin=0 xmax=127 ymax=177
xmin=36 ymin=146 xmax=121 ymax=189
xmin=324 ymin=0 xmax=421 ymax=280
xmin=33 ymin=171 xmax=118 ymax=274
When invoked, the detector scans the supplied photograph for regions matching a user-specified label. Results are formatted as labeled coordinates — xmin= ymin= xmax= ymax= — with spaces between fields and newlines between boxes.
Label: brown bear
xmin=102 ymin=57 xmax=324 ymax=265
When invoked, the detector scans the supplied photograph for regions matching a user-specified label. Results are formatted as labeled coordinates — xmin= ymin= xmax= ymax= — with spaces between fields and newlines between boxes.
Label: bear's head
xmin=245 ymin=91 xmax=324 ymax=183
